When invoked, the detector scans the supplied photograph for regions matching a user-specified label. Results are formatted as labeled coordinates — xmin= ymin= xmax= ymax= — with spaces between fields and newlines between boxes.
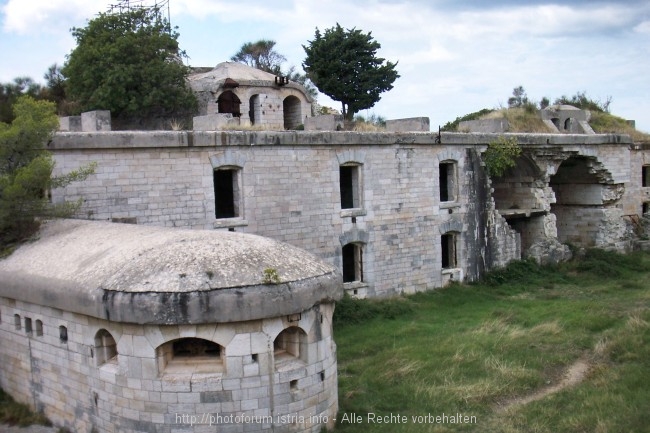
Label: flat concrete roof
xmin=0 ymin=219 xmax=342 ymax=324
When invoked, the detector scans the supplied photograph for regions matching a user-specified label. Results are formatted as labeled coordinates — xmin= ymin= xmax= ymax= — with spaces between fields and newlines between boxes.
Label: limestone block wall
xmin=51 ymin=134 xmax=512 ymax=297
xmin=50 ymin=131 xmax=639 ymax=296
xmin=0 ymin=297 xmax=337 ymax=433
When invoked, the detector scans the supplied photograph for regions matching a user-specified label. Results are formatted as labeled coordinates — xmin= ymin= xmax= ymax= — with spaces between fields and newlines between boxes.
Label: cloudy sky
xmin=1 ymin=0 xmax=649 ymax=131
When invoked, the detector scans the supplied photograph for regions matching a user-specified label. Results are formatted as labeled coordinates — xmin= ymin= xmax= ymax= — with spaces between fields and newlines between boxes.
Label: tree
xmin=0 ymin=77 xmax=45 ymax=123
xmin=0 ymin=96 xmax=94 ymax=247
xmin=62 ymin=7 xmax=197 ymax=120
xmin=231 ymin=39 xmax=287 ymax=74
xmin=302 ymin=23 xmax=399 ymax=120
xmin=508 ymin=86 xmax=529 ymax=108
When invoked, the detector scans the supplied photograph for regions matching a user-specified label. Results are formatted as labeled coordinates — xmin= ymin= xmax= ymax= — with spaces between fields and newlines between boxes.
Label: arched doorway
xmin=283 ymin=95 xmax=301 ymax=129
xmin=218 ymin=91 xmax=241 ymax=117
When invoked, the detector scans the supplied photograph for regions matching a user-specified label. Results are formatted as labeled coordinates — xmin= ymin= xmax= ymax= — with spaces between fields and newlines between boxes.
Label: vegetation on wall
xmin=62 ymin=7 xmax=197 ymax=121
xmin=302 ymin=23 xmax=399 ymax=121
xmin=0 ymin=96 xmax=95 ymax=250
xmin=482 ymin=136 xmax=522 ymax=177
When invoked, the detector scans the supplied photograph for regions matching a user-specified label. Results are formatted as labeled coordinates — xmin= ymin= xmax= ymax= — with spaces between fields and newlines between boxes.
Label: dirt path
xmin=497 ymin=357 xmax=591 ymax=412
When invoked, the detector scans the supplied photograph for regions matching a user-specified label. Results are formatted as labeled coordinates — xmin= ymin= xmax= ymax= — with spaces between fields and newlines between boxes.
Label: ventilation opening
xmin=157 ymin=338 xmax=225 ymax=375
xmin=342 ymin=243 xmax=363 ymax=283
xmin=214 ymin=168 xmax=240 ymax=219
xmin=340 ymin=165 xmax=361 ymax=209
xmin=290 ymin=379 xmax=298 ymax=391
xmin=441 ymin=233 xmax=458 ymax=269
xmin=59 ymin=326 xmax=68 ymax=343
xmin=274 ymin=327 xmax=307 ymax=365
xmin=439 ymin=161 xmax=456 ymax=202
xmin=94 ymin=329 xmax=118 ymax=366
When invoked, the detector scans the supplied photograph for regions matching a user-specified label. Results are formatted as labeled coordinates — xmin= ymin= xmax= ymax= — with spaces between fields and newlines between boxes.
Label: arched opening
xmin=551 ymin=118 xmax=560 ymax=129
xmin=274 ymin=326 xmax=307 ymax=365
xmin=249 ymin=94 xmax=260 ymax=125
xmin=550 ymin=156 xmax=618 ymax=247
xmin=564 ymin=118 xmax=572 ymax=131
xmin=94 ymin=329 xmax=118 ymax=366
xmin=283 ymin=95 xmax=301 ymax=130
xmin=491 ymin=154 xmax=549 ymax=251
xmin=217 ymin=91 xmax=241 ymax=117
xmin=156 ymin=338 xmax=224 ymax=375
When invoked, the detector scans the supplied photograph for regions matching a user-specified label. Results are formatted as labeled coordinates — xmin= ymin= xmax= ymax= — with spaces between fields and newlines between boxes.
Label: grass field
xmin=333 ymin=249 xmax=650 ymax=433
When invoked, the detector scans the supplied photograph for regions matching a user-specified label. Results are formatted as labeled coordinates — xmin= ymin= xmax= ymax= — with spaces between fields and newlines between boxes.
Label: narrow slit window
xmin=439 ymin=162 xmax=456 ymax=202
xmin=441 ymin=233 xmax=458 ymax=269
xmin=643 ymin=165 xmax=650 ymax=187
xmin=59 ymin=325 xmax=68 ymax=343
xmin=25 ymin=317 xmax=32 ymax=334
xmin=213 ymin=168 xmax=240 ymax=218
xmin=35 ymin=320 xmax=43 ymax=337
xmin=342 ymin=243 xmax=363 ymax=283
xmin=340 ymin=165 xmax=361 ymax=209
xmin=14 ymin=314 xmax=21 ymax=330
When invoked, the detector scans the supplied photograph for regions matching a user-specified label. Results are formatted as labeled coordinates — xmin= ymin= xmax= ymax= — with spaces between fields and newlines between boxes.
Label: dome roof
xmin=0 ymin=219 xmax=341 ymax=324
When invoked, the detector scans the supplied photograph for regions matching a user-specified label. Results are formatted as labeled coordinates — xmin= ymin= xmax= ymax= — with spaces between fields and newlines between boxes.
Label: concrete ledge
xmin=50 ymin=130 xmax=633 ymax=150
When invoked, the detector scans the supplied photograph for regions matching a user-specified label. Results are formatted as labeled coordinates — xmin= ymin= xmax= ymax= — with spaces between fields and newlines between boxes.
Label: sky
xmin=1 ymin=0 xmax=650 ymax=131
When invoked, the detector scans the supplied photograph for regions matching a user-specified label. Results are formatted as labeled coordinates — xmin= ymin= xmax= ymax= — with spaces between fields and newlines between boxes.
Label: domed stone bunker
xmin=0 ymin=219 xmax=342 ymax=433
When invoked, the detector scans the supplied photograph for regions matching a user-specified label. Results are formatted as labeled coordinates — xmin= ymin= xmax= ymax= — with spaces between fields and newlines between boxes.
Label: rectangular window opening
xmin=340 ymin=165 xmax=360 ymax=209
xmin=35 ymin=320 xmax=43 ymax=336
xmin=25 ymin=317 xmax=32 ymax=334
xmin=643 ymin=165 xmax=650 ymax=188
xmin=59 ymin=325 xmax=68 ymax=343
xmin=214 ymin=169 xmax=239 ymax=219
xmin=14 ymin=314 xmax=21 ymax=331
xmin=441 ymin=233 xmax=457 ymax=269
xmin=439 ymin=162 xmax=456 ymax=202
xmin=342 ymin=243 xmax=363 ymax=283
xmin=643 ymin=202 xmax=650 ymax=215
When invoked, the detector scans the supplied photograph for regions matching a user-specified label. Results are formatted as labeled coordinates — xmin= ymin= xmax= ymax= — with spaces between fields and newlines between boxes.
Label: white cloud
xmin=1 ymin=0 xmax=109 ymax=34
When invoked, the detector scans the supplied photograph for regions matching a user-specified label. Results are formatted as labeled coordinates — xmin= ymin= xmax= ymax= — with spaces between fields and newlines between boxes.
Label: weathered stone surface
xmin=385 ymin=117 xmax=430 ymax=132
xmin=524 ymin=238 xmax=573 ymax=265
xmin=0 ymin=219 xmax=342 ymax=324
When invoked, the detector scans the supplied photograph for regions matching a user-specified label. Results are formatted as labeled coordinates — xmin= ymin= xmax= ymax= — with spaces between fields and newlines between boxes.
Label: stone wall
xmin=50 ymin=131 xmax=644 ymax=297
xmin=0 ymin=298 xmax=337 ymax=433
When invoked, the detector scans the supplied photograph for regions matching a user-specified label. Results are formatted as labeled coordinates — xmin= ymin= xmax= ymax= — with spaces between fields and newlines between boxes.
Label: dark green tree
xmin=302 ymin=23 xmax=399 ymax=120
xmin=0 ymin=77 xmax=44 ymax=123
xmin=62 ymin=7 xmax=197 ymax=120
xmin=0 ymin=96 xmax=95 ymax=247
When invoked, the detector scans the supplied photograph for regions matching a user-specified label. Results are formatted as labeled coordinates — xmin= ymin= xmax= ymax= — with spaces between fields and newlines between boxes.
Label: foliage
xmin=0 ymin=77 xmax=45 ymax=123
xmin=482 ymin=135 xmax=522 ymax=177
xmin=62 ymin=7 xmax=197 ymax=120
xmin=334 ymin=293 xmax=413 ymax=326
xmin=442 ymin=108 xmax=493 ymax=131
xmin=554 ymin=91 xmax=611 ymax=113
xmin=302 ymin=23 xmax=399 ymax=120
xmin=0 ymin=96 xmax=95 ymax=246
xmin=262 ymin=267 xmax=281 ymax=284
xmin=590 ymin=111 xmax=650 ymax=141
xmin=231 ymin=40 xmax=318 ymax=100
xmin=334 ymin=250 xmax=650 ymax=433
xmin=231 ymin=39 xmax=286 ymax=74
xmin=0 ymin=387 xmax=51 ymax=427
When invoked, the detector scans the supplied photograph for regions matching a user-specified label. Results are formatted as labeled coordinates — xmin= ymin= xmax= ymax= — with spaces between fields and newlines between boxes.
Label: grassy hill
xmin=333 ymin=250 xmax=650 ymax=432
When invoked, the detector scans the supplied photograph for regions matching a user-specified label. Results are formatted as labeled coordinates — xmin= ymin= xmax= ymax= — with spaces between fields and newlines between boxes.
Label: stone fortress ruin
xmin=0 ymin=219 xmax=341 ymax=433
xmin=1 ymin=61 xmax=650 ymax=432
